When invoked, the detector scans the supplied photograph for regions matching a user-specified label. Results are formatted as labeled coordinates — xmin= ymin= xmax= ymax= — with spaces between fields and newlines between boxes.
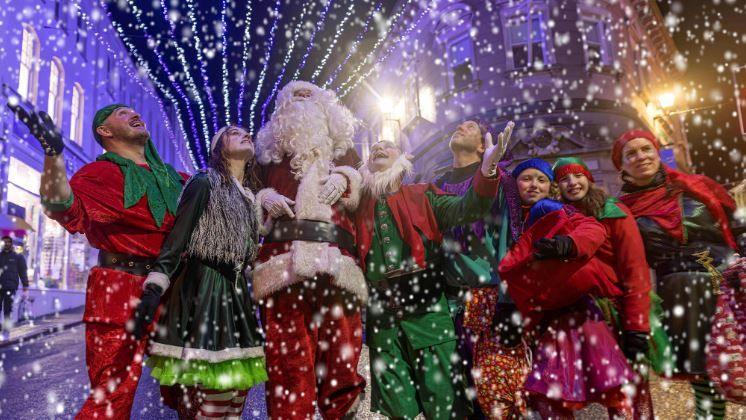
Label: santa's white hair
xmin=255 ymin=80 xmax=357 ymax=178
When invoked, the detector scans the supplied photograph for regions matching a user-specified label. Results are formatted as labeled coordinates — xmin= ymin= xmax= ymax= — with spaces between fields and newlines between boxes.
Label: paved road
xmin=1 ymin=327 xmax=744 ymax=419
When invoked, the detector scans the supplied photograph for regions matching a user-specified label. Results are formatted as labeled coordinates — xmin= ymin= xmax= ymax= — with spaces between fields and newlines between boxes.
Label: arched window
xmin=435 ymin=3 xmax=477 ymax=91
xmin=47 ymin=57 xmax=65 ymax=127
xmin=70 ymin=83 xmax=84 ymax=145
xmin=18 ymin=24 xmax=40 ymax=104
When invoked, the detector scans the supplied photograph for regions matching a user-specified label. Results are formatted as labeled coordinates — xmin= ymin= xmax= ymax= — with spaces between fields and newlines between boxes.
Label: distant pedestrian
xmin=0 ymin=235 xmax=29 ymax=340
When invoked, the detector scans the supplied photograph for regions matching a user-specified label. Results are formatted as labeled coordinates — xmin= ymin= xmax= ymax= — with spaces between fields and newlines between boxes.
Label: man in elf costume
xmin=354 ymin=123 xmax=511 ymax=420
xmin=253 ymin=81 xmax=367 ymax=419
xmin=8 ymin=102 xmax=186 ymax=419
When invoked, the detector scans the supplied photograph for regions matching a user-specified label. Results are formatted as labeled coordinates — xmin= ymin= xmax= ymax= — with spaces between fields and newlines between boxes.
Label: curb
xmin=0 ymin=310 xmax=85 ymax=348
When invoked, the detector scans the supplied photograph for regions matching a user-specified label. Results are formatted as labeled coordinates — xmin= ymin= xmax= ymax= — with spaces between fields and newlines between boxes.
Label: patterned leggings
xmin=176 ymin=386 xmax=249 ymax=419
xmin=691 ymin=380 xmax=726 ymax=420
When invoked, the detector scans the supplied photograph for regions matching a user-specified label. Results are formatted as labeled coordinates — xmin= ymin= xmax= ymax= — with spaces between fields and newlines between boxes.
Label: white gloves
xmin=261 ymin=190 xmax=296 ymax=219
xmin=319 ymin=173 xmax=348 ymax=205
xmin=481 ymin=121 xmax=515 ymax=177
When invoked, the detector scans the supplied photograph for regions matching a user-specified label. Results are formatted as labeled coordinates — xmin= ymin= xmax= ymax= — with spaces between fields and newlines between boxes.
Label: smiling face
xmin=516 ymin=168 xmax=551 ymax=205
xmin=620 ymin=137 xmax=661 ymax=185
xmin=368 ymin=141 xmax=401 ymax=173
xmin=449 ymin=120 xmax=484 ymax=154
xmin=557 ymin=173 xmax=590 ymax=202
xmin=220 ymin=126 xmax=254 ymax=160
xmin=96 ymin=107 xmax=149 ymax=145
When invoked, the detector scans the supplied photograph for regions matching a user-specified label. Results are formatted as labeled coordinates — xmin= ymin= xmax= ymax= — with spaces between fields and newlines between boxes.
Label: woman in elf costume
xmin=498 ymin=159 xmax=635 ymax=419
xmin=613 ymin=129 xmax=744 ymax=419
xmin=553 ymin=156 xmax=663 ymax=418
xmin=133 ymin=125 xmax=267 ymax=418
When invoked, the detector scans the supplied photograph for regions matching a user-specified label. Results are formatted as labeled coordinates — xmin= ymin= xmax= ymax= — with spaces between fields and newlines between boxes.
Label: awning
xmin=0 ymin=213 xmax=34 ymax=231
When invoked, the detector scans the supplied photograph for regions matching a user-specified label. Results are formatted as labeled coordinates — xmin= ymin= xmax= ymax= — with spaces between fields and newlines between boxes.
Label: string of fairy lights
xmin=72 ymin=1 xmax=195 ymax=170
xmin=95 ymin=0 xmax=431 ymax=165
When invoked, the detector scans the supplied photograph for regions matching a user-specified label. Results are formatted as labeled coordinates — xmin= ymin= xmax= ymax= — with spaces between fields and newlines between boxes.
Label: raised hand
xmin=7 ymin=100 xmax=65 ymax=156
xmin=318 ymin=173 xmax=348 ymax=205
xmin=480 ymin=121 xmax=514 ymax=177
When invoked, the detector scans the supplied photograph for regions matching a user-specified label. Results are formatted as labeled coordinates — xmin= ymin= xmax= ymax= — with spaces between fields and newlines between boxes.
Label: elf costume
xmin=42 ymin=104 xmax=187 ymax=419
xmin=355 ymin=154 xmax=500 ymax=420
xmin=614 ymin=129 xmax=745 ymax=419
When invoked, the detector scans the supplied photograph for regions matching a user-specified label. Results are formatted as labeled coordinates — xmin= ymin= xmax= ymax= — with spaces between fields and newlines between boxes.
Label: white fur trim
xmin=255 ymin=188 xmax=276 ymax=236
xmin=149 ymin=341 xmax=264 ymax=363
xmin=331 ymin=165 xmax=362 ymax=211
xmin=252 ymin=245 xmax=368 ymax=303
xmin=294 ymin=160 xmax=333 ymax=222
xmin=143 ymin=271 xmax=170 ymax=291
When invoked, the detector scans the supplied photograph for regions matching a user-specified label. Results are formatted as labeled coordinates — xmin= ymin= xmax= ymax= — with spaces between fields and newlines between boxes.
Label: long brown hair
xmin=566 ymin=183 xmax=608 ymax=218
xmin=208 ymin=125 xmax=262 ymax=191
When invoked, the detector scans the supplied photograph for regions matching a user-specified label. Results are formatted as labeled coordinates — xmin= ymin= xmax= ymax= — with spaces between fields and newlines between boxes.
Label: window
xmin=580 ymin=18 xmax=612 ymax=68
xmin=70 ymin=83 xmax=84 ymax=145
xmin=506 ymin=16 xmax=547 ymax=69
xmin=54 ymin=0 xmax=68 ymax=32
xmin=18 ymin=24 xmax=40 ymax=104
xmin=447 ymin=35 xmax=475 ymax=90
xmin=76 ymin=14 xmax=87 ymax=59
xmin=47 ymin=57 xmax=65 ymax=127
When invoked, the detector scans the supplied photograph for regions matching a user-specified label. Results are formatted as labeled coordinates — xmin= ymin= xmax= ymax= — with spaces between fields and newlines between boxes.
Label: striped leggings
xmin=691 ymin=380 xmax=726 ymax=420
xmin=176 ymin=386 xmax=249 ymax=419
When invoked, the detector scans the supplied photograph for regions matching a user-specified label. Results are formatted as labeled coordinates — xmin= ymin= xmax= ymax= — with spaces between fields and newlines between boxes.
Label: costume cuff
xmin=42 ymin=193 xmax=74 ymax=213
xmin=143 ymin=271 xmax=170 ymax=291
xmin=255 ymin=188 xmax=277 ymax=236
xmin=472 ymin=170 xmax=500 ymax=198
xmin=331 ymin=165 xmax=362 ymax=211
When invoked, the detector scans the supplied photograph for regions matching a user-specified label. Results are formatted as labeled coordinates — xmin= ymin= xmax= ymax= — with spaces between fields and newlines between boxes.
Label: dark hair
xmin=208 ymin=126 xmax=262 ymax=191
xmin=566 ymin=183 xmax=609 ymax=218
xmin=1 ymin=236 xmax=11 ymax=241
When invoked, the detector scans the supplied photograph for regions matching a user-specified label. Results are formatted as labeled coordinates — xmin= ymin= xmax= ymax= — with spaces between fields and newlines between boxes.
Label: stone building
xmin=346 ymin=0 xmax=688 ymax=191
xmin=0 ymin=0 xmax=194 ymax=293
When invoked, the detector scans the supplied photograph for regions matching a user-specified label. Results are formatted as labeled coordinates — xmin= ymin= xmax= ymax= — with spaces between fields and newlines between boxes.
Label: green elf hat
xmin=552 ymin=157 xmax=595 ymax=182
xmin=92 ymin=103 xmax=129 ymax=145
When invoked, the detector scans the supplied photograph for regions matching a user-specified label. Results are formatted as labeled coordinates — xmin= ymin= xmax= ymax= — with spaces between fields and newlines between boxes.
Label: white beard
xmin=361 ymin=154 xmax=413 ymax=197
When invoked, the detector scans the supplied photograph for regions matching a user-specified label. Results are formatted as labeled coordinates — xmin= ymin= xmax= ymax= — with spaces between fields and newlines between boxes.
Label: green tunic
xmin=366 ymin=184 xmax=495 ymax=420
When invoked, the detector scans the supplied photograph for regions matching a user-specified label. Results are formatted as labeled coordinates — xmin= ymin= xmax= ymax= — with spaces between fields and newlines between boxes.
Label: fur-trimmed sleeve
xmin=331 ymin=165 xmax=362 ymax=211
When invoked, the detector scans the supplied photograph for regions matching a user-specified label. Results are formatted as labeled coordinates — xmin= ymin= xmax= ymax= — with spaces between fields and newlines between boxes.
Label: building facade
xmin=347 ymin=0 xmax=688 ymax=191
xmin=0 ymin=0 xmax=194 ymax=292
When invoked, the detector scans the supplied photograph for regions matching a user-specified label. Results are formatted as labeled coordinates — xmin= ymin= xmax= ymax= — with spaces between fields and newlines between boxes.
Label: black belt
xmin=266 ymin=220 xmax=356 ymax=256
xmin=97 ymin=251 xmax=156 ymax=276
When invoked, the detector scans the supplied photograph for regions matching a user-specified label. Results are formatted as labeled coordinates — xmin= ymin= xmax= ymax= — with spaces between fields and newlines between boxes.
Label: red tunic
xmin=595 ymin=203 xmax=652 ymax=332
xmin=46 ymin=161 xmax=187 ymax=326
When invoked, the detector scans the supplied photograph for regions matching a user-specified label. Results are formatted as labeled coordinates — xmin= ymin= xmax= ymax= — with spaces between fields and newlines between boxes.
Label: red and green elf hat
xmin=552 ymin=157 xmax=594 ymax=182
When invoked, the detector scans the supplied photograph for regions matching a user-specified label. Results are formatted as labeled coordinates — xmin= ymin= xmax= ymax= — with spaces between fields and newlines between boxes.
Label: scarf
xmin=620 ymin=166 xmax=737 ymax=250
xmin=97 ymin=139 xmax=183 ymax=227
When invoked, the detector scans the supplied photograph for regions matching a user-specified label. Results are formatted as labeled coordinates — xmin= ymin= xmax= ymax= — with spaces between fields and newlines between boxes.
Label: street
xmin=1 ymin=326 xmax=744 ymax=419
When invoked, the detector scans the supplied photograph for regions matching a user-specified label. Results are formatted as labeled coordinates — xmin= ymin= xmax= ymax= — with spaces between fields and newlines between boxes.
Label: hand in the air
xmin=319 ymin=173 xmax=348 ymax=205
xmin=261 ymin=190 xmax=296 ymax=219
xmin=532 ymin=235 xmax=576 ymax=260
xmin=622 ymin=330 xmax=650 ymax=362
xmin=480 ymin=121 xmax=514 ymax=177
xmin=129 ymin=283 xmax=163 ymax=339
xmin=7 ymin=100 xmax=65 ymax=156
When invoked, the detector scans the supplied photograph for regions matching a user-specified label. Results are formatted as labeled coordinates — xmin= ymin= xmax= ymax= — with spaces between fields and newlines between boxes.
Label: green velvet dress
xmin=145 ymin=171 xmax=267 ymax=391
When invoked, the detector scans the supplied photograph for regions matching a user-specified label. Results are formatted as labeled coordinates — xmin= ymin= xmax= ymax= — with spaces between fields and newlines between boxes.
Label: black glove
xmin=532 ymin=235 xmax=575 ymax=260
xmin=622 ymin=330 xmax=649 ymax=362
xmin=7 ymin=101 xmax=65 ymax=156
xmin=129 ymin=283 xmax=163 ymax=339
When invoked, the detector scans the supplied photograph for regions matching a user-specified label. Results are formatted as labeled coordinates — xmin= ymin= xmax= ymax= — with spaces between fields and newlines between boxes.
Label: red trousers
xmin=76 ymin=323 xmax=146 ymax=420
xmin=262 ymin=277 xmax=365 ymax=419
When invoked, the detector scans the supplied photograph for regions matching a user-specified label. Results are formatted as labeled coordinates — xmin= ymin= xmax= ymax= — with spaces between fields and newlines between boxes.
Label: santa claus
xmin=253 ymin=81 xmax=366 ymax=419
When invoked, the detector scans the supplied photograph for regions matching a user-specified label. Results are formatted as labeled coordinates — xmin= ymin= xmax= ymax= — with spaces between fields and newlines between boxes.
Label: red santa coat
xmin=46 ymin=161 xmax=187 ymax=326
xmin=594 ymin=203 xmax=652 ymax=332
xmin=498 ymin=207 xmax=622 ymax=316
xmin=253 ymin=153 xmax=367 ymax=302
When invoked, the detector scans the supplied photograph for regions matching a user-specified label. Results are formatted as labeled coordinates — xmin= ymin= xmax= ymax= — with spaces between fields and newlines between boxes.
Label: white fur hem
xmin=149 ymin=341 xmax=264 ymax=363
xmin=255 ymin=188 xmax=276 ymax=236
xmin=252 ymin=245 xmax=368 ymax=303
xmin=143 ymin=271 xmax=170 ymax=291
xmin=332 ymin=165 xmax=362 ymax=211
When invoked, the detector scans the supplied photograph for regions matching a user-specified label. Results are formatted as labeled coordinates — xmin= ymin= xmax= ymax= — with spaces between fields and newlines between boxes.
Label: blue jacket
xmin=0 ymin=249 xmax=29 ymax=289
